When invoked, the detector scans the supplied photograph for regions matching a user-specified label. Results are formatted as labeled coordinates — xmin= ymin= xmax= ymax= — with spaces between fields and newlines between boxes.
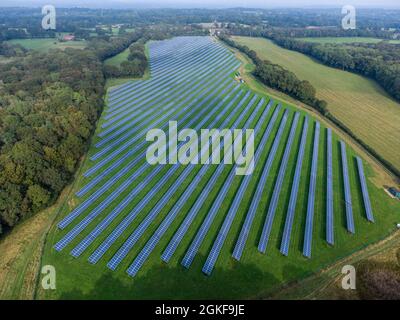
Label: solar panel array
xmin=326 ymin=128 xmax=334 ymax=245
xmin=356 ymin=157 xmax=375 ymax=223
xmin=303 ymin=122 xmax=320 ymax=258
xmin=54 ymin=36 xmax=378 ymax=278
xmin=258 ymin=112 xmax=300 ymax=254
xmin=340 ymin=141 xmax=355 ymax=234
xmin=280 ymin=116 xmax=309 ymax=256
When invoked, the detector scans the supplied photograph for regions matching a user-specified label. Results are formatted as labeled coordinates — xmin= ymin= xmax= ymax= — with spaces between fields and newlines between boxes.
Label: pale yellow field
xmin=232 ymin=36 xmax=400 ymax=173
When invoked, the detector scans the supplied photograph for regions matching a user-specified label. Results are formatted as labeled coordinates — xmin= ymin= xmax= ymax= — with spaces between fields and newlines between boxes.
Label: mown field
xmin=35 ymin=37 xmax=400 ymax=300
xmin=104 ymin=40 xmax=150 ymax=89
xmin=104 ymin=47 xmax=131 ymax=66
xmin=298 ymin=37 xmax=400 ymax=44
xmin=7 ymin=38 xmax=87 ymax=52
xmin=232 ymin=36 xmax=400 ymax=175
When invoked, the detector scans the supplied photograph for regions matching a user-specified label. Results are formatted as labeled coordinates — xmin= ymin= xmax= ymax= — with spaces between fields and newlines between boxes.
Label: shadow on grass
xmin=58 ymin=255 xmax=284 ymax=300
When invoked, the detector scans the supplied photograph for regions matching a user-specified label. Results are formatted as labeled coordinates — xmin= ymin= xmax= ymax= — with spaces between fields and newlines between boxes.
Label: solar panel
xmin=303 ymin=121 xmax=320 ymax=258
xmin=340 ymin=141 xmax=355 ymax=233
xmin=123 ymin=98 xmax=265 ymax=277
xmin=280 ymin=116 xmax=309 ymax=256
xmin=176 ymin=95 xmax=271 ymax=269
xmin=77 ymin=85 xmax=237 ymax=198
xmin=106 ymin=46 xmax=229 ymax=113
xmin=56 ymin=81 xmax=237 ymax=252
xmin=326 ymin=128 xmax=334 ymax=245
xmin=107 ymin=93 xmax=257 ymax=271
xmin=257 ymin=112 xmax=300 ymax=255
xmin=231 ymin=105 xmax=282 ymax=261
xmin=356 ymin=157 xmax=375 ymax=223
xmin=58 ymin=81 xmax=236 ymax=230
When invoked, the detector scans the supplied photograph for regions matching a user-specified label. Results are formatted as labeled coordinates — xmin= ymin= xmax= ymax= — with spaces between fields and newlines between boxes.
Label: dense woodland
xmin=0 ymin=42 xmax=26 ymax=57
xmin=0 ymin=48 xmax=105 ymax=234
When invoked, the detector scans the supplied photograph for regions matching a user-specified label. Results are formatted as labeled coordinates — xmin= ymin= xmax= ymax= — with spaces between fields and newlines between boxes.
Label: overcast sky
xmin=1 ymin=0 xmax=399 ymax=9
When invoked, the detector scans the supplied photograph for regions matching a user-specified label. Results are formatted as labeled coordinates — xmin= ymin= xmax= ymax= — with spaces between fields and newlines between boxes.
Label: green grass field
xmin=298 ymin=37 xmax=400 ymax=44
xmin=104 ymin=47 xmax=131 ymax=66
xmin=105 ymin=43 xmax=151 ymax=90
xmin=7 ymin=38 xmax=87 ymax=53
xmin=232 ymin=36 xmax=400 ymax=175
xmin=35 ymin=37 xmax=400 ymax=300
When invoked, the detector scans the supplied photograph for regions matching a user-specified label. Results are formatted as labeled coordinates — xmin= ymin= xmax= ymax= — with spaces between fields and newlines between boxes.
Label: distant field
xmin=7 ymin=38 xmax=87 ymax=52
xmin=232 ymin=36 xmax=400 ymax=174
xmin=104 ymin=47 xmax=130 ymax=66
xmin=298 ymin=37 xmax=400 ymax=44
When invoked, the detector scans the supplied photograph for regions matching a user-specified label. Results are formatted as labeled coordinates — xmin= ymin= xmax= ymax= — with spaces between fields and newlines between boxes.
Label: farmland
xmin=231 ymin=36 xmax=400 ymax=174
xmin=7 ymin=38 xmax=87 ymax=52
xmin=37 ymin=36 xmax=400 ymax=300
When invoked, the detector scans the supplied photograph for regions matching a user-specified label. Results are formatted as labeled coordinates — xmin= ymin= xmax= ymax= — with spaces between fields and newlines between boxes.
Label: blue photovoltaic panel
xmin=100 ymin=54 xmax=237 ymax=137
xmin=107 ymin=40 xmax=222 ymax=107
xmin=340 ymin=141 xmax=355 ymax=233
xmin=303 ymin=121 xmax=320 ymax=258
xmin=87 ymin=89 xmax=248 ymax=264
xmin=105 ymin=93 xmax=257 ymax=271
xmin=200 ymin=98 xmax=275 ymax=275
xmin=55 ymin=81 xmax=238 ymax=252
xmin=255 ymin=110 xmax=290 ymax=253
xmin=231 ymin=105 xmax=282 ymax=261
xmin=124 ymin=98 xmax=266 ymax=277
xmin=280 ymin=116 xmax=309 ymax=256
xmin=57 ymin=78 xmax=235 ymax=231
xmin=257 ymin=112 xmax=300 ymax=255
xmin=326 ymin=128 xmax=334 ymax=245
xmin=179 ymin=98 xmax=273 ymax=270
xmin=356 ymin=157 xmax=375 ymax=223
xmin=161 ymin=99 xmax=274 ymax=265
xmin=104 ymin=46 xmax=230 ymax=121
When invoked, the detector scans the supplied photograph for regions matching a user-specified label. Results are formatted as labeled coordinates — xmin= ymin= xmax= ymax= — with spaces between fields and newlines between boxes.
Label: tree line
xmin=0 ymin=41 xmax=26 ymax=57
xmin=0 ymin=48 xmax=105 ymax=235
xmin=219 ymin=35 xmax=328 ymax=115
